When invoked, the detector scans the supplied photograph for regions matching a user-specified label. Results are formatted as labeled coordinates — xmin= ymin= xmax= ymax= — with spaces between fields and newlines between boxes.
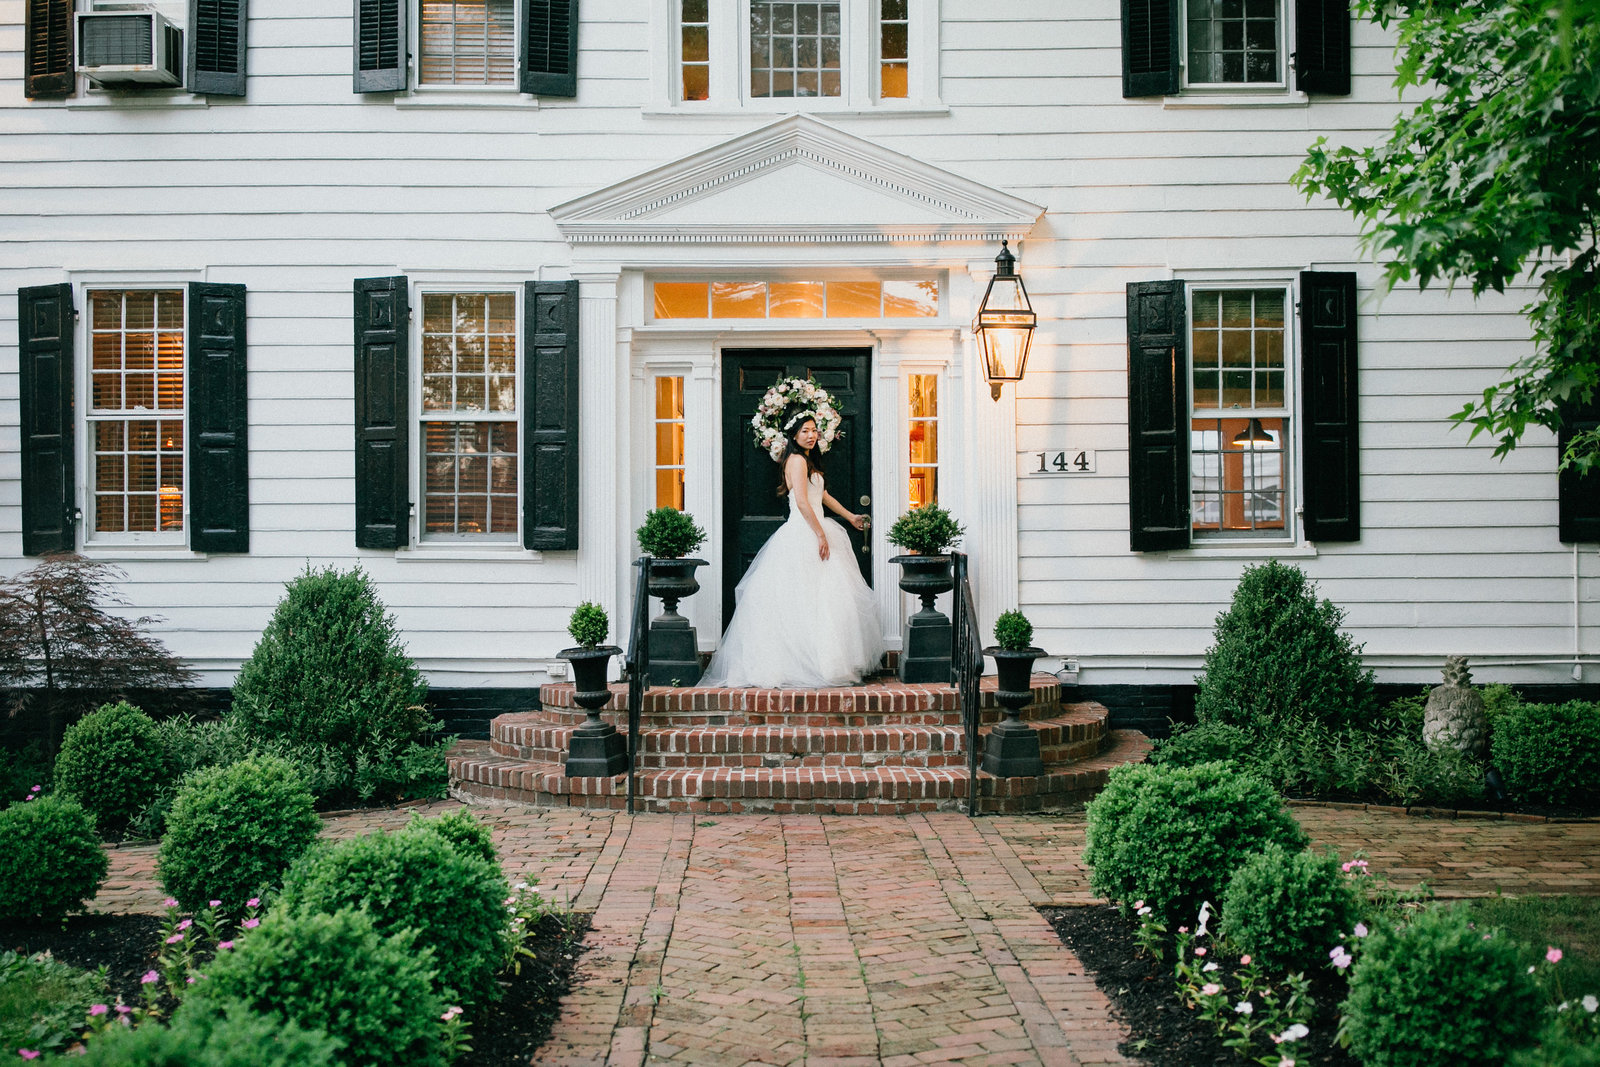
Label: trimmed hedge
xmin=0 ymin=794 xmax=107 ymax=921
xmin=53 ymin=702 xmax=166 ymax=841
xmin=1491 ymin=699 xmax=1600 ymax=808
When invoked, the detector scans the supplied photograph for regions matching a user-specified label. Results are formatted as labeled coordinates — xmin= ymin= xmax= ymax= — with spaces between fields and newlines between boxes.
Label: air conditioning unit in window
xmin=76 ymin=8 xmax=183 ymax=88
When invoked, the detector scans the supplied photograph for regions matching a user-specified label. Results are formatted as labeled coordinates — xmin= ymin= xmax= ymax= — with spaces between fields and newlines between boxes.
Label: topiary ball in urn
xmin=635 ymin=508 xmax=709 ymax=686
xmin=635 ymin=507 xmax=707 ymax=560
xmin=888 ymin=504 xmax=967 ymax=683
xmin=981 ymin=609 xmax=1045 ymax=778
xmin=557 ymin=602 xmax=627 ymax=777
xmin=886 ymin=503 xmax=965 ymax=557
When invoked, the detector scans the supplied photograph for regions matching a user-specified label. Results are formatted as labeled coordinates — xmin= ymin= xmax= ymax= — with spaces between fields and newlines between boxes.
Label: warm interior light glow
xmin=972 ymin=243 xmax=1036 ymax=400
xmin=1230 ymin=417 xmax=1274 ymax=448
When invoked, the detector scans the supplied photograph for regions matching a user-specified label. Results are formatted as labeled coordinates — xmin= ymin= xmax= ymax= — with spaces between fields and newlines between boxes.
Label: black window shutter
xmin=521 ymin=0 xmax=578 ymax=96
xmin=354 ymin=276 xmax=410 ymax=549
xmin=1294 ymin=0 xmax=1351 ymax=95
xmin=19 ymin=284 xmax=76 ymax=556
xmin=1127 ymin=280 xmax=1190 ymax=551
xmin=188 ymin=0 xmax=248 ymax=96
xmin=187 ymin=283 xmax=249 ymax=553
xmin=524 ymin=280 xmax=580 ymax=550
xmin=1558 ymin=398 xmax=1600 ymax=543
xmin=353 ymin=0 xmax=406 ymax=92
xmin=1300 ymin=271 xmax=1361 ymax=541
xmin=1121 ymin=0 xmax=1178 ymax=98
xmin=24 ymin=0 xmax=74 ymax=99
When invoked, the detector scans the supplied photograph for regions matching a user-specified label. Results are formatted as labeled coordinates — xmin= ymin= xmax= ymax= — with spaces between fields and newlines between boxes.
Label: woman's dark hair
xmin=777 ymin=413 xmax=824 ymax=494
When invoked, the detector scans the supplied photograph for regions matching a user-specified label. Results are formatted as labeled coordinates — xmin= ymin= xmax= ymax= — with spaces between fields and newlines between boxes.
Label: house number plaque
xmin=1026 ymin=450 xmax=1096 ymax=474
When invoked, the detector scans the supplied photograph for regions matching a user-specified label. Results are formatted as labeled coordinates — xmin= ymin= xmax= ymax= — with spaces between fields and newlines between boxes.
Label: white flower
xmin=1330 ymin=946 xmax=1353 ymax=971
xmin=1353 ymin=922 xmax=1368 ymax=938
xmin=1273 ymin=1024 xmax=1309 ymax=1043
xmin=1201 ymin=983 xmax=1221 ymax=996
xmin=1202 ymin=962 xmax=1219 ymax=972
xmin=1235 ymin=1000 xmax=1254 ymax=1016
xmin=1583 ymin=995 xmax=1598 ymax=1013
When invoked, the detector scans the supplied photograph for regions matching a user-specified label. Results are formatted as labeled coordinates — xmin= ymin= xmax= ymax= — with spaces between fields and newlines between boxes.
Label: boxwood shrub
xmin=277 ymin=824 xmax=509 ymax=1004
xmin=1084 ymin=760 xmax=1307 ymax=927
xmin=408 ymin=807 xmax=498 ymax=866
xmin=1491 ymin=699 xmax=1600 ymax=808
xmin=1218 ymin=844 xmax=1361 ymax=972
xmin=0 ymin=794 xmax=108 ymax=921
xmin=52 ymin=701 xmax=166 ymax=841
xmin=1342 ymin=904 xmax=1542 ymax=1067
xmin=157 ymin=755 xmax=321 ymax=912
xmin=75 ymin=1001 xmax=340 ymax=1067
xmin=183 ymin=908 xmax=446 ymax=1067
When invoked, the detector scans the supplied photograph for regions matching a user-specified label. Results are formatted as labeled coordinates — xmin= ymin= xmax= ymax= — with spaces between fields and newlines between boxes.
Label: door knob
xmin=859 ymin=495 xmax=871 ymax=507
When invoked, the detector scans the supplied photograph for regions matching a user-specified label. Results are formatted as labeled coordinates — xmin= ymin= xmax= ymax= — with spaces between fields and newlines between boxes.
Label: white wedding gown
xmin=700 ymin=472 xmax=885 ymax=688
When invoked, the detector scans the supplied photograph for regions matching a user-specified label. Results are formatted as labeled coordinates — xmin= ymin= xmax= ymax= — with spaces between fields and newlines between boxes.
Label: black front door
xmin=721 ymin=349 xmax=873 ymax=628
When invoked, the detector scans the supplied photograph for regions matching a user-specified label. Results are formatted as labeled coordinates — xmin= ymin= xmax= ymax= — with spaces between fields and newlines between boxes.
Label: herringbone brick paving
xmin=94 ymin=802 xmax=1599 ymax=1065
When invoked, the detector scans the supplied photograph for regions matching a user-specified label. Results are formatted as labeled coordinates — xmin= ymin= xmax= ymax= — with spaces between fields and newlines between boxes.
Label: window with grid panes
xmin=1187 ymin=0 xmax=1280 ymax=85
xmin=1189 ymin=288 xmax=1288 ymax=535
xmin=87 ymin=290 xmax=186 ymax=537
xmin=655 ymin=376 xmax=686 ymax=509
xmin=907 ymin=373 xmax=937 ymax=508
xmin=420 ymin=291 xmax=520 ymax=538
xmin=672 ymin=0 xmax=932 ymax=107
xmin=420 ymin=0 xmax=517 ymax=85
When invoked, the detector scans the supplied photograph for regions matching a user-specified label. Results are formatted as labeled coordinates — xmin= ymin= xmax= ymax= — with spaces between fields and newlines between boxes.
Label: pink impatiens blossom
xmin=217 ymin=940 xmax=235 ymax=950
xmin=242 ymin=918 xmax=260 ymax=929
xmin=246 ymin=897 xmax=260 ymax=908
xmin=165 ymin=933 xmax=184 ymax=945
xmin=163 ymin=898 xmax=178 ymax=908
xmin=89 ymin=1004 xmax=109 ymax=1017
xmin=1330 ymin=946 xmax=1353 ymax=971
xmin=1353 ymin=922 xmax=1368 ymax=938
xmin=19 ymin=1051 xmax=41 ymax=1060
xmin=140 ymin=970 xmax=160 ymax=985
xmin=176 ymin=919 xmax=192 ymax=931
xmin=1548 ymin=947 xmax=1564 ymax=964
xmin=1201 ymin=983 xmax=1221 ymax=996
xmin=441 ymin=1005 xmax=464 ymax=1023
xmin=1194 ymin=947 xmax=1207 ymax=957
xmin=1239 ymin=955 xmax=1251 ymax=965
xmin=208 ymin=900 xmax=222 ymax=908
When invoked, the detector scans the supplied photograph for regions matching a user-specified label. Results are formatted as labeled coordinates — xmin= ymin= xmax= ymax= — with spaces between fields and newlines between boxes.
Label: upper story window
xmin=1186 ymin=0 xmax=1279 ymax=86
xmin=663 ymin=0 xmax=940 ymax=111
xmin=354 ymin=0 xmax=577 ymax=97
xmin=420 ymin=0 xmax=517 ymax=86
xmin=1120 ymin=0 xmax=1350 ymax=99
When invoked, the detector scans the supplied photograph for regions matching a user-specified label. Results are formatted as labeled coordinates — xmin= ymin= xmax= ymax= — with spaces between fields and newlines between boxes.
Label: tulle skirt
xmin=699 ymin=515 xmax=885 ymax=688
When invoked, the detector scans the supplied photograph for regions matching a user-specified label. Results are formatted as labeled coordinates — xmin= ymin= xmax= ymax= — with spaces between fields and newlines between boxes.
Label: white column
xmin=574 ymin=270 xmax=624 ymax=647
xmin=963 ymin=261 xmax=1020 ymax=641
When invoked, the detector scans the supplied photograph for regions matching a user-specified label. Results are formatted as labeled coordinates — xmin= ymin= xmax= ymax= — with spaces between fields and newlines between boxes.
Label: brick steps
xmin=448 ymin=673 xmax=1150 ymax=814
xmin=449 ymin=729 xmax=1149 ymax=814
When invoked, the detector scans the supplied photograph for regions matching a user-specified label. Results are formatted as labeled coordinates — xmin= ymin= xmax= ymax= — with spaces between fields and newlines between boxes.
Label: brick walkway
xmin=95 ymin=803 xmax=1600 ymax=1066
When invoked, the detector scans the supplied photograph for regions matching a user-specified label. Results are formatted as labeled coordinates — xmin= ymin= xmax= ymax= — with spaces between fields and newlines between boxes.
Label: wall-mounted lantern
xmin=973 ymin=241 xmax=1037 ymax=401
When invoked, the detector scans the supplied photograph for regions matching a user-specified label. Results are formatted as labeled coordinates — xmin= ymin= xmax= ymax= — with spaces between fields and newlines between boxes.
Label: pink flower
xmin=140 ymin=970 xmax=160 ymax=985
xmin=115 ymin=1006 xmax=132 ymax=1015
xmin=23 ymin=795 xmax=32 ymax=802
xmin=217 ymin=940 xmax=235 ymax=950
xmin=1201 ymin=983 xmax=1221 ymax=996
xmin=29 ymin=785 xmax=40 ymax=792
xmin=19 ymin=1051 xmax=40 ymax=1060
xmin=1178 ymin=926 xmax=1189 ymax=934
xmin=89 ymin=1004 xmax=109 ymax=1017
xmin=186 ymin=977 xmax=197 ymax=985
xmin=1548 ymin=947 xmax=1564 ymax=964
xmin=1239 ymin=955 xmax=1251 ymax=965
xmin=246 ymin=898 xmax=261 ymax=908
xmin=208 ymin=900 xmax=221 ymax=908
xmin=1194 ymin=947 xmax=1207 ymax=957
xmin=165 ymin=933 xmax=185 ymax=944
xmin=441 ymin=1005 xmax=464 ymax=1022
xmin=1353 ymin=923 xmax=1368 ymax=938
xmin=176 ymin=919 xmax=193 ymax=931
xmin=163 ymin=898 xmax=179 ymax=908
xmin=1330 ymin=947 xmax=1353 ymax=971
xmin=242 ymin=918 xmax=260 ymax=929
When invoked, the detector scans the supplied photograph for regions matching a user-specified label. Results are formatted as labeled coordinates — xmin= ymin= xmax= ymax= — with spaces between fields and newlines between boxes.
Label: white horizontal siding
xmin=2 ymin=1 xmax=1593 ymax=691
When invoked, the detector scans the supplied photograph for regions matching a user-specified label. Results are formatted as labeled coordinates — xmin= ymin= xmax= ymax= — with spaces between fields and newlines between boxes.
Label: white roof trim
xmin=552 ymin=114 xmax=1044 ymax=246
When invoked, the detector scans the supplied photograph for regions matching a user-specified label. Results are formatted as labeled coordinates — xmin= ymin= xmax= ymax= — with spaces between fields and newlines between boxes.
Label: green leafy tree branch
xmin=1292 ymin=0 xmax=1600 ymax=467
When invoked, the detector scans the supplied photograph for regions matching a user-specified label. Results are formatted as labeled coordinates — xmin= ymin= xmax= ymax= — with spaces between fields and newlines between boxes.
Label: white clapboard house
xmin=5 ymin=0 xmax=1598 ymax=744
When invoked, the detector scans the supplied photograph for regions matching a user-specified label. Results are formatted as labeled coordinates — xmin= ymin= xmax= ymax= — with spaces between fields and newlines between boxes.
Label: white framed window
xmin=906 ymin=371 xmax=938 ymax=509
xmin=650 ymin=276 xmax=941 ymax=321
xmin=1183 ymin=0 xmax=1286 ymax=90
xmin=1188 ymin=285 xmax=1291 ymax=538
xmin=655 ymin=0 xmax=940 ymax=111
xmin=654 ymin=375 xmax=687 ymax=509
xmin=85 ymin=288 xmax=187 ymax=544
xmin=419 ymin=0 xmax=518 ymax=86
xmin=417 ymin=288 xmax=522 ymax=541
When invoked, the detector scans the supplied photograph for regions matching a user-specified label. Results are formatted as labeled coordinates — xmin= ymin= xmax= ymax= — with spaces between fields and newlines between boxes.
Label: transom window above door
xmin=662 ymin=0 xmax=939 ymax=110
xmin=652 ymin=278 xmax=939 ymax=319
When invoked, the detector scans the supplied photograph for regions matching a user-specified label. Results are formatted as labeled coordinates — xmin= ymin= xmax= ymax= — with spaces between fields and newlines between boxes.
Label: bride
xmin=700 ymin=397 xmax=885 ymax=688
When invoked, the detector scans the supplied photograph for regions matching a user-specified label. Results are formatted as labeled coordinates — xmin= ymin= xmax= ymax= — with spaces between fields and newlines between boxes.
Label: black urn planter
xmin=557 ymin=645 xmax=628 ymax=777
xmin=980 ymin=646 xmax=1045 ymax=778
xmin=645 ymin=557 xmax=706 ymax=686
xmin=891 ymin=554 xmax=954 ymax=683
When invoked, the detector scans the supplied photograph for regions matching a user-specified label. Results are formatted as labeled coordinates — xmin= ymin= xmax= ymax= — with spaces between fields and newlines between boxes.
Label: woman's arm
xmin=821 ymin=490 xmax=867 ymax=531
xmin=787 ymin=456 xmax=830 ymax=560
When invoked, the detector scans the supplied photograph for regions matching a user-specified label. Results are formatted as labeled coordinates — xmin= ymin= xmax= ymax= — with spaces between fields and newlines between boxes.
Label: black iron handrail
xmin=624 ymin=555 xmax=651 ymax=815
xmin=950 ymin=552 xmax=984 ymax=817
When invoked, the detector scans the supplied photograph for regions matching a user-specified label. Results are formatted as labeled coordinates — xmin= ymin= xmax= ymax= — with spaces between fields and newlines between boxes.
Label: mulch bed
xmin=2 ymin=910 xmax=591 ymax=1067
xmin=1042 ymin=904 xmax=1357 ymax=1067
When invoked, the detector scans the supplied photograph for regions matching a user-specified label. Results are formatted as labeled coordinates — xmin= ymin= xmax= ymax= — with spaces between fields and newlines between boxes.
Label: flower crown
xmin=749 ymin=376 xmax=843 ymax=462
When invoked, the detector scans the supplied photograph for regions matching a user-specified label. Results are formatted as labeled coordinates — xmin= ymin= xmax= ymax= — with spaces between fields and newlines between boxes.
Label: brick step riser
xmin=530 ymin=705 xmax=1061 ymax=728
xmin=488 ymin=729 xmax=1105 ymax=768
xmin=538 ymin=676 xmax=1062 ymax=717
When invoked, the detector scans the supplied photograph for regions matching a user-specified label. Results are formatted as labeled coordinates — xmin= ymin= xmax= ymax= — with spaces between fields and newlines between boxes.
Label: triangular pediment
xmin=552 ymin=115 xmax=1043 ymax=246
